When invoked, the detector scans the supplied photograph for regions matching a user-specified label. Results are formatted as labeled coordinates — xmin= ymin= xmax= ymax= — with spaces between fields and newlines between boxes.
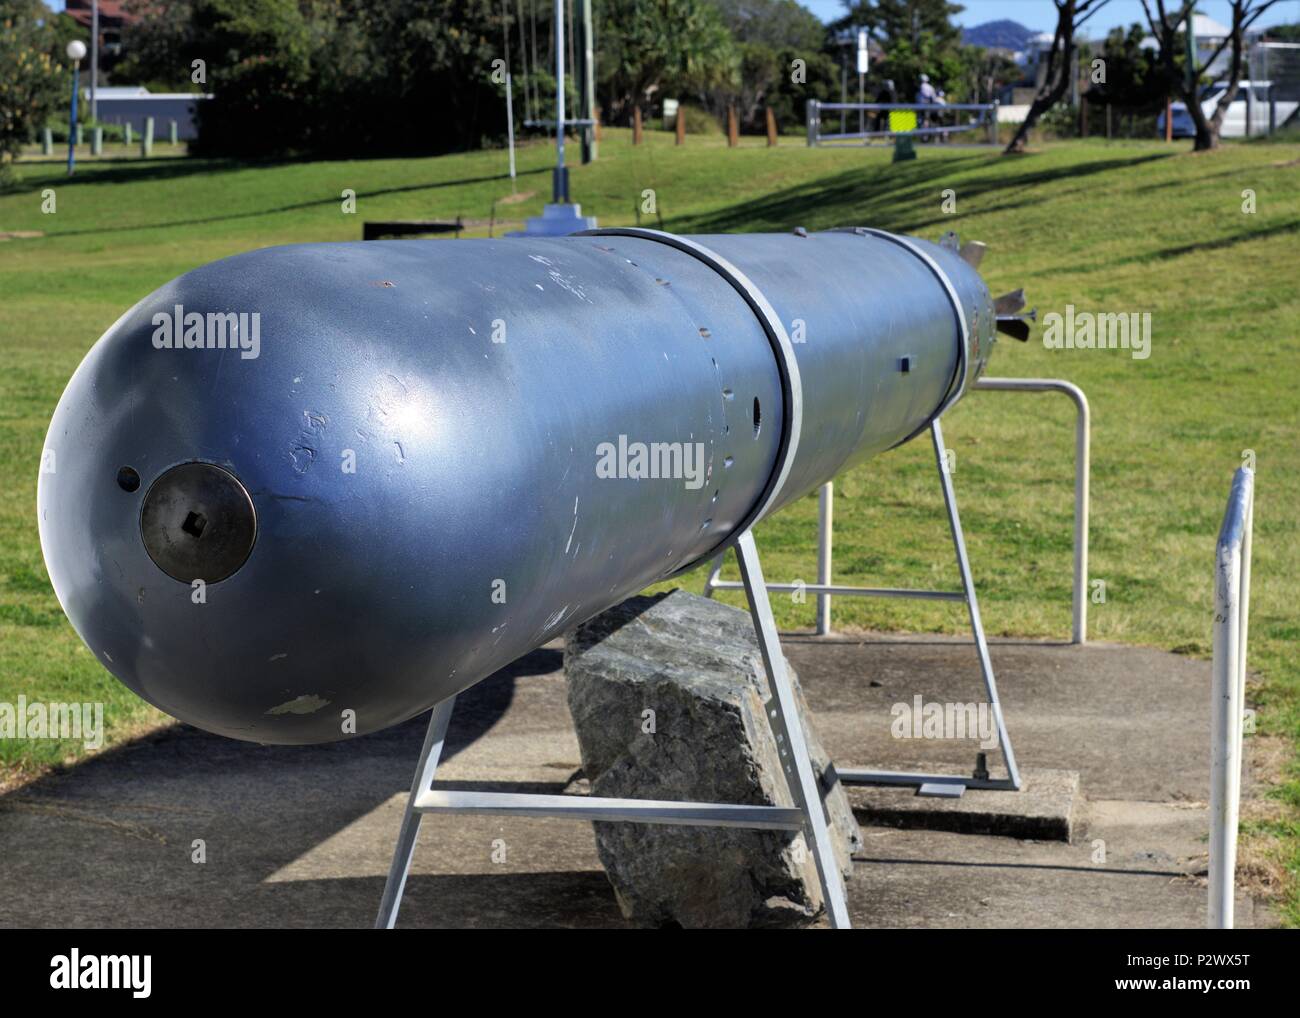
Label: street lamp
xmin=66 ymin=39 xmax=87 ymax=177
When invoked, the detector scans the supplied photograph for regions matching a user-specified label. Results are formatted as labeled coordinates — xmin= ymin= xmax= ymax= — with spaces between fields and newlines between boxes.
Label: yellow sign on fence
xmin=888 ymin=110 xmax=918 ymax=134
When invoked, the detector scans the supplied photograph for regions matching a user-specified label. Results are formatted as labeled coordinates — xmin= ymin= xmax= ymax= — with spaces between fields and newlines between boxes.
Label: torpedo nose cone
xmin=140 ymin=462 xmax=257 ymax=583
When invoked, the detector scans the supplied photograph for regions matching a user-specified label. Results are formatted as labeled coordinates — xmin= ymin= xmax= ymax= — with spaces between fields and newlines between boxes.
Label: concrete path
xmin=0 ymin=634 xmax=1271 ymax=928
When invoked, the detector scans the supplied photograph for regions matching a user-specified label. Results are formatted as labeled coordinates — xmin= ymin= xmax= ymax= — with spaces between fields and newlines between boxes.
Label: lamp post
xmin=90 ymin=0 xmax=99 ymax=122
xmin=553 ymin=0 xmax=566 ymax=203
xmin=857 ymin=28 xmax=869 ymax=138
xmin=66 ymin=39 xmax=87 ymax=177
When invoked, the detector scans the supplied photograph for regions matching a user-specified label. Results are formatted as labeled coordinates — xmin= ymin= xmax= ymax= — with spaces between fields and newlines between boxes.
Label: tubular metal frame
xmin=375 ymin=535 xmax=851 ymax=929
xmin=706 ymin=378 xmax=1091 ymax=645
xmin=806 ymin=98 xmax=1001 ymax=147
xmin=707 ymin=417 xmax=1022 ymax=795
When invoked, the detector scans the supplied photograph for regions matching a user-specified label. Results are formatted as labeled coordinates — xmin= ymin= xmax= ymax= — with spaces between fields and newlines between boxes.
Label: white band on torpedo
xmin=850 ymin=227 xmax=971 ymax=421
xmin=578 ymin=227 xmax=804 ymax=555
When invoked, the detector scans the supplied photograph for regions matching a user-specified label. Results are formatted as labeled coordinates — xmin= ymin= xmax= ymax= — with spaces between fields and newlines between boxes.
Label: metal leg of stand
xmin=929 ymin=418 xmax=1020 ymax=789
xmin=374 ymin=695 xmax=457 ymax=929
xmin=735 ymin=529 xmax=852 ymax=928
xmin=702 ymin=553 xmax=724 ymax=598
xmin=816 ymin=482 xmax=833 ymax=636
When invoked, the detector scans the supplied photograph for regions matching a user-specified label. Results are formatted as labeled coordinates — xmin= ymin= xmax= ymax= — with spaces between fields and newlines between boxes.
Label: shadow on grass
xmin=14 ymin=164 xmax=548 ymax=240
xmin=666 ymin=151 xmax=1174 ymax=236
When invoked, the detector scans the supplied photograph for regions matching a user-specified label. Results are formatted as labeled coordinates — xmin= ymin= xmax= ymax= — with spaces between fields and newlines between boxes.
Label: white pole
xmin=554 ymin=0 xmax=565 ymax=200
xmin=90 ymin=0 xmax=99 ymax=121
xmin=856 ymin=29 xmax=868 ymax=139
xmin=1209 ymin=542 xmax=1242 ymax=928
xmin=506 ymin=71 xmax=517 ymax=184
xmin=1072 ymin=388 xmax=1090 ymax=644
xmin=816 ymin=482 xmax=833 ymax=635
xmin=1209 ymin=468 xmax=1253 ymax=928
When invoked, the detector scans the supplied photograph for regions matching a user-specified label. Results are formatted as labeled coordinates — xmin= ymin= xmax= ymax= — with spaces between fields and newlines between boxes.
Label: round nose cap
xmin=140 ymin=463 xmax=256 ymax=583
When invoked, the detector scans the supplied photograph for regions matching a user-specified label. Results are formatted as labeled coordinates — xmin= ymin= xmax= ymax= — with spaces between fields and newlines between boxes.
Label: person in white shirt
xmin=916 ymin=74 xmax=938 ymax=134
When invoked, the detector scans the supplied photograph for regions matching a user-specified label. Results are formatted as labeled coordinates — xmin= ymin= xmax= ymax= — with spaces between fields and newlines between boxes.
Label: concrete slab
xmin=780 ymin=634 xmax=1232 ymax=804
xmin=847 ymin=767 xmax=1079 ymax=841
xmin=0 ymin=632 xmax=1276 ymax=929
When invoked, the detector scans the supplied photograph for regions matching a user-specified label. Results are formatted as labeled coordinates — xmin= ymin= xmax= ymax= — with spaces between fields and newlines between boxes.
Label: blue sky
xmin=47 ymin=0 xmax=1300 ymax=38
xmin=801 ymin=1 xmax=1299 ymax=35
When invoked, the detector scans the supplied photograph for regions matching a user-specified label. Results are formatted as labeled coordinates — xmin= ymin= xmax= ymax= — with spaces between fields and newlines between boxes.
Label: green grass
xmin=2 ymin=130 xmax=1298 ymax=917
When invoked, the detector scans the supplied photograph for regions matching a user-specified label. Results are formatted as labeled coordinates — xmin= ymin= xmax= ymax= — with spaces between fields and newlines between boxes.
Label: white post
xmin=856 ymin=28 xmax=867 ymax=139
xmin=816 ymin=482 xmax=833 ymax=635
xmin=1072 ymin=387 xmax=1090 ymax=644
xmin=554 ymin=0 xmax=565 ymax=199
xmin=1208 ymin=468 xmax=1254 ymax=929
xmin=505 ymin=71 xmax=517 ymax=183
xmin=90 ymin=0 xmax=99 ymax=122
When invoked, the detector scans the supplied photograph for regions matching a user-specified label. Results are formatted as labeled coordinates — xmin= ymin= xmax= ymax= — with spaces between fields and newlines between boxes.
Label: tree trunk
xmin=1004 ymin=4 xmax=1075 ymax=154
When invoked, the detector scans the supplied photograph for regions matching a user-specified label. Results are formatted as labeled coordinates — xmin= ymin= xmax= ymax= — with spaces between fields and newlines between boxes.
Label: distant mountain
xmin=962 ymin=19 xmax=1036 ymax=52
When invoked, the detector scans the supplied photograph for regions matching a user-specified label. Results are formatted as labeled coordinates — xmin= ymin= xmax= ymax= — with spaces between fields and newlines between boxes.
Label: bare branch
xmin=1076 ymin=3 xmax=1111 ymax=31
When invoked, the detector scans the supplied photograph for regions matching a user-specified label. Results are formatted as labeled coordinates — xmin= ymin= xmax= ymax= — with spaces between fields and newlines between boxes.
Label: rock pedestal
xmin=564 ymin=589 xmax=861 ymax=928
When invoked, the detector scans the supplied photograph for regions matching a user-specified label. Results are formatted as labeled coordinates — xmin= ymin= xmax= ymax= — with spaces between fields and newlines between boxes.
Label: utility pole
xmin=518 ymin=0 xmax=596 ymax=234
xmin=553 ymin=0 xmax=566 ymax=203
xmin=581 ymin=0 xmax=596 ymax=163
xmin=90 ymin=0 xmax=99 ymax=121
xmin=857 ymin=28 xmax=868 ymax=138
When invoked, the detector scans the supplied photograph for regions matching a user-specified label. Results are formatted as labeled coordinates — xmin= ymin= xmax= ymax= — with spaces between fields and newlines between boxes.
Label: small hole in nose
xmin=182 ymin=511 xmax=208 ymax=539
xmin=753 ymin=397 xmax=762 ymax=437
xmin=117 ymin=466 xmax=140 ymax=492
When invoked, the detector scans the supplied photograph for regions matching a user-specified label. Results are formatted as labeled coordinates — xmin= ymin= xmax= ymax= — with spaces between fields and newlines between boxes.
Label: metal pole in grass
xmin=505 ymin=72 xmax=517 ymax=187
xmin=552 ymin=0 xmax=567 ymax=203
xmin=66 ymin=40 xmax=87 ymax=176
xmin=1209 ymin=467 xmax=1254 ymax=928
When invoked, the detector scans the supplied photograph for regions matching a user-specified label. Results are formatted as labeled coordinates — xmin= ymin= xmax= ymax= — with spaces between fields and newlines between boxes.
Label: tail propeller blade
xmin=943 ymin=242 xmax=1034 ymax=341
xmin=959 ymin=241 xmax=987 ymax=269
xmin=995 ymin=304 xmax=1036 ymax=342
xmin=995 ymin=317 xmax=1032 ymax=342
xmin=993 ymin=288 xmax=1026 ymax=316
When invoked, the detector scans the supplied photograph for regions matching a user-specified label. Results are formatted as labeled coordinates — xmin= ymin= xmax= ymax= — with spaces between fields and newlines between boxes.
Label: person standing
xmin=874 ymin=79 xmax=897 ymax=134
xmin=916 ymin=73 xmax=938 ymax=136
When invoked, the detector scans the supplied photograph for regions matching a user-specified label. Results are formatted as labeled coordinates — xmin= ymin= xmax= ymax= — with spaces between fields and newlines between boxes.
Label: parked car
xmin=1157 ymin=80 xmax=1298 ymax=138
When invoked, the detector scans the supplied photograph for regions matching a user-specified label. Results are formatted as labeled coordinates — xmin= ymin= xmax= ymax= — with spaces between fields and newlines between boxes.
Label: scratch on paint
xmin=266 ymin=694 xmax=330 ymax=715
xmin=565 ymin=496 xmax=579 ymax=554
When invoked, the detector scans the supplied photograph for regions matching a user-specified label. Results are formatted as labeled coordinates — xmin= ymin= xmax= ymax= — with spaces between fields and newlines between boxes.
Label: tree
xmin=707 ymin=0 xmax=837 ymax=131
xmin=1085 ymin=22 xmax=1168 ymax=113
xmin=116 ymin=1 xmax=203 ymax=93
xmin=954 ymin=42 xmax=1020 ymax=105
xmin=835 ymin=0 xmax=965 ymax=102
xmin=1004 ymin=0 xmax=1110 ymax=154
xmin=1141 ymin=0 xmax=1282 ymax=151
xmin=837 ymin=0 xmax=962 ymax=52
xmin=597 ymin=0 xmax=737 ymax=124
xmin=0 ymin=0 xmax=77 ymax=180
xmin=1263 ymin=22 xmax=1300 ymax=41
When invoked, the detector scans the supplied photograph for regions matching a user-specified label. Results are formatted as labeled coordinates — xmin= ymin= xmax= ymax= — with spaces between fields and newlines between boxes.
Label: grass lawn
xmin=2 ymin=129 xmax=1298 ymax=919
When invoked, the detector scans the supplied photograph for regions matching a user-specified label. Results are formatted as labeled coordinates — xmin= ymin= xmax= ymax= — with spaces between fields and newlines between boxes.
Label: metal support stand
xmin=706 ymin=418 xmax=1021 ymax=796
xmin=375 ymin=529 xmax=851 ymax=929
xmin=708 ymin=379 xmax=1090 ymax=645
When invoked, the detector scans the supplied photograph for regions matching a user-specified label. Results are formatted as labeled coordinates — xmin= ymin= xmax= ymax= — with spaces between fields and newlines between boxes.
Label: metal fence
xmin=1208 ymin=466 xmax=1255 ymax=929
xmin=806 ymin=99 xmax=1000 ymax=147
